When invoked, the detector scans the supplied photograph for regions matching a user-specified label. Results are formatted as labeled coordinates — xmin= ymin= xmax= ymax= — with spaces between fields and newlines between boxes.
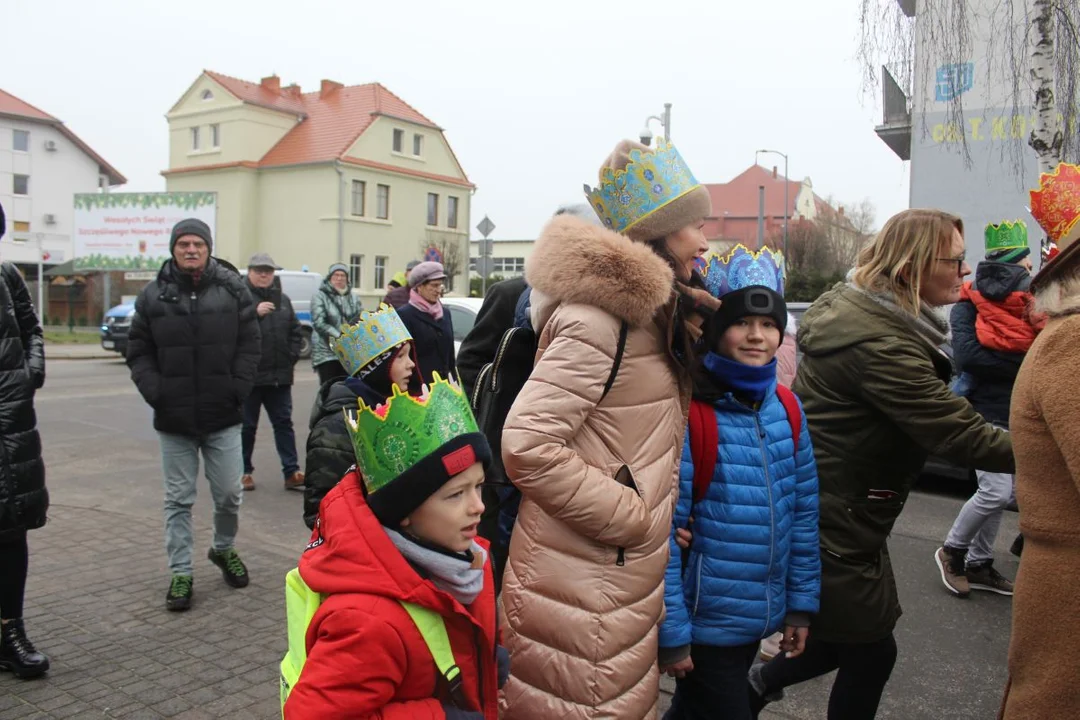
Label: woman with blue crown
xmin=658 ymin=245 xmax=821 ymax=720
xmin=302 ymin=304 xmax=419 ymax=529
xmin=498 ymin=139 xmax=719 ymax=719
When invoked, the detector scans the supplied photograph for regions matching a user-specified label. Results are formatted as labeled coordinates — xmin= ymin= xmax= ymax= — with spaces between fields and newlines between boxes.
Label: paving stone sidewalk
xmin=0 ymin=505 xmax=296 ymax=720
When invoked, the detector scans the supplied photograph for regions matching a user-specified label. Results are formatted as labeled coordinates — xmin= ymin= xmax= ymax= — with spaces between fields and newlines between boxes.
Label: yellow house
xmin=163 ymin=71 xmax=473 ymax=304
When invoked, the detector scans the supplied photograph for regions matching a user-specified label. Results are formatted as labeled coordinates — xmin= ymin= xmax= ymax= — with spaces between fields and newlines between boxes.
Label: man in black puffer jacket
xmin=240 ymin=252 xmax=303 ymax=493
xmin=127 ymin=218 xmax=261 ymax=612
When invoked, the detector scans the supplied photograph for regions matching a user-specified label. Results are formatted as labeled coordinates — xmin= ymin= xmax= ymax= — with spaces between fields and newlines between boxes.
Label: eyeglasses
xmin=936 ymin=254 xmax=967 ymax=276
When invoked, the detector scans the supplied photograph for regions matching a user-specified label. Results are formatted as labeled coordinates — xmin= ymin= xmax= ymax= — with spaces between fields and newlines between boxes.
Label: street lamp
xmin=639 ymin=103 xmax=672 ymax=146
xmin=756 ymin=149 xmax=789 ymax=261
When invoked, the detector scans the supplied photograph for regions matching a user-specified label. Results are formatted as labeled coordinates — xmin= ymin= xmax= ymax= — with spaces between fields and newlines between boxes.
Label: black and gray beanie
xmin=169 ymin=218 xmax=213 ymax=254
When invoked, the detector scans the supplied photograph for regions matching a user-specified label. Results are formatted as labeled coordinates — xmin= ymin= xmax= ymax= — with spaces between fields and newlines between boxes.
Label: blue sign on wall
xmin=935 ymin=63 xmax=975 ymax=102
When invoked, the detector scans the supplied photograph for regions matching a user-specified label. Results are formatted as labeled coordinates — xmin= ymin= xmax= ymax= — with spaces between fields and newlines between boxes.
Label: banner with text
xmin=73 ymin=192 xmax=216 ymax=270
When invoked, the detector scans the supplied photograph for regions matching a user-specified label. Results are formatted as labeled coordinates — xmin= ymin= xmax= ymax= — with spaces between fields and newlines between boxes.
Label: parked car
xmin=100 ymin=302 xmax=136 ymax=356
xmin=99 ymin=268 xmax=323 ymax=359
xmin=277 ymin=269 xmax=321 ymax=359
xmin=440 ymin=296 xmax=485 ymax=355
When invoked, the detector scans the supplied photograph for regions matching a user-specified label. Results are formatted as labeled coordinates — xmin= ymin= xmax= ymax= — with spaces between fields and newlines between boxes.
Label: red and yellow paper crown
xmin=1030 ymin=162 xmax=1080 ymax=252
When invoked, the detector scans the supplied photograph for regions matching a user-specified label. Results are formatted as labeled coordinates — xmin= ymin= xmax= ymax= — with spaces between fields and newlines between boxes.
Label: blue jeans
xmin=159 ymin=425 xmax=243 ymax=576
xmin=241 ymin=385 xmax=299 ymax=478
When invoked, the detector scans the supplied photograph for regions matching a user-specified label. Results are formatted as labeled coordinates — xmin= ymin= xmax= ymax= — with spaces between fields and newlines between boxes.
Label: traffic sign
xmin=476 ymin=216 xmax=496 ymax=238
xmin=474 ymin=257 xmax=495 ymax=277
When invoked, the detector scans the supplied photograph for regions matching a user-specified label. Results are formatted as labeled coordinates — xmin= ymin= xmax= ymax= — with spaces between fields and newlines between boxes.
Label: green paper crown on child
xmin=343 ymin=372 xmax=480 ymax=494
xmin=984 ymin=220 xmax=1028 ymax=254
xmin=332 ymin=304 xmax=413 ymax=377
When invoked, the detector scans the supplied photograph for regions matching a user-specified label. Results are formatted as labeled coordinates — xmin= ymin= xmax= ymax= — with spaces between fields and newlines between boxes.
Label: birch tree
xmin=858 ymin=0 xmax=1079 ymax=170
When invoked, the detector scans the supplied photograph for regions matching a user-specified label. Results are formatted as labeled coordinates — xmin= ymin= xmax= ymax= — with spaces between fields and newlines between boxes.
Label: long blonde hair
xmin=852 ymin=209 xmax=964 ymax=315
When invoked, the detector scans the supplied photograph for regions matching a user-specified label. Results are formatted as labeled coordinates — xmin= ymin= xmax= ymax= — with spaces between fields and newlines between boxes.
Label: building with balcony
xmin=0 ymin=88 xmax=126 ymax=276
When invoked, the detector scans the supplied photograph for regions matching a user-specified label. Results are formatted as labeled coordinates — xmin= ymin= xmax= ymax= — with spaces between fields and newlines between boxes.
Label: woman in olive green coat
xmin=750 ymin=209 xmax=1013 ymax=720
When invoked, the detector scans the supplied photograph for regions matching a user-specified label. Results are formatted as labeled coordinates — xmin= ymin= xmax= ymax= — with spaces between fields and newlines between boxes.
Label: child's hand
xmin=661 ymin=656 xmax=694 ymax=679
xmin=675 ymin=527 xmax=692 ymax=549
xmin=780 ymin=626 xmax=809 ymax=658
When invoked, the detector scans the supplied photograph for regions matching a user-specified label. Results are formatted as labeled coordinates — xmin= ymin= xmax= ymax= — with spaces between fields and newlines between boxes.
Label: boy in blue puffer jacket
xmin=659 ymin=281 xmax=821 ymax=720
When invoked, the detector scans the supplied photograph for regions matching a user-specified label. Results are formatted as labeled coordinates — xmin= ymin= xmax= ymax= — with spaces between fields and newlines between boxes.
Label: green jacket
xmin=793 ymin=283 xmax=1013 ymax=643
xmin=310 ymin=279 xmax=363 ymax=369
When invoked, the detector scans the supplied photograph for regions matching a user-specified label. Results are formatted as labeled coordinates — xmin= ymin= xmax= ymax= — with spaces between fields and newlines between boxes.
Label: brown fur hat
xmin=597 ymin=140 xmax=712 ymax=243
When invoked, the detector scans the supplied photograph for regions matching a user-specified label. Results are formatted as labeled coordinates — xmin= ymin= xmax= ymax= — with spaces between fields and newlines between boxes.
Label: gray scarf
xmin=849 ymin=275 xmax=950 ymax=354
xmin=385 ymin=528 xmax=487 ymax=606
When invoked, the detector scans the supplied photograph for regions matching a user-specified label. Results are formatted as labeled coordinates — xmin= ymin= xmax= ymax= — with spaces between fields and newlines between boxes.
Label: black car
xmin=100 ymin=302 xmax=135 ymax=357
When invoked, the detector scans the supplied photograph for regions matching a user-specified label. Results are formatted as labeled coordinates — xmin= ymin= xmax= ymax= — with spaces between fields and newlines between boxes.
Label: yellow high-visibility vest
xmin=279 ymin=567 xmax=463 ymax=717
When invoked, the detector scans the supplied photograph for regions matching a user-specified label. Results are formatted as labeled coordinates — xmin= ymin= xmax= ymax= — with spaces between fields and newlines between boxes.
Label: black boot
xmin=1010 ymin=533 xmax=1024 ymax=558
xmin=0 ymin=619 xmax=50 ymax=679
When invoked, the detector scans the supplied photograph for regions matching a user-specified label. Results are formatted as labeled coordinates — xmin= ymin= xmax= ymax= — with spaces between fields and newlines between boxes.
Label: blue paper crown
xmin=584 ymin=139 xmax=702 ymax=234
xmin=699 ymin=244 xmax=786 ymax=298
xmin=332 ymin=304 xmax=413 ymax=377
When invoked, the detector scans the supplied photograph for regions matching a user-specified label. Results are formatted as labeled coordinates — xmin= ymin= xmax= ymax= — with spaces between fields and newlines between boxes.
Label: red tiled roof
xmin=705 ymin=165 xmax=804 ymax=219
xmin=0 ymin=88 xmax=126 ymax=185
xmin=201 ymin=71 xmax=469 ymax=183
xmin=161 ymin=161 xmax=260 ymax=176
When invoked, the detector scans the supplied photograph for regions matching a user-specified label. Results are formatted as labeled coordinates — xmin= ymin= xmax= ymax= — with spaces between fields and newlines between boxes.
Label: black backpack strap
xmin=601 ymin=320 xmax=630 ymax=401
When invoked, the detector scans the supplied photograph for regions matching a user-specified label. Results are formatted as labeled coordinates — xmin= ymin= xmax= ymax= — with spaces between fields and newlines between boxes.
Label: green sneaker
xmin=166 ymin=574 xmax=193 ymax=612
xmin=207 ymin=548 xmax=250 ymax=588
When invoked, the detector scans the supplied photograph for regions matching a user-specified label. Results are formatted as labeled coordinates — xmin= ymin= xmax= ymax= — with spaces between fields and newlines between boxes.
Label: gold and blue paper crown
xmin=585 ymin=139 xmax=702 ymax=234
xmin=332 ymin=304 xmax=412 ymax=377
xmin=698 ymin=244 xmax=786 ymax=298
xmin=343 ymin=373 xmax=479 ymax=493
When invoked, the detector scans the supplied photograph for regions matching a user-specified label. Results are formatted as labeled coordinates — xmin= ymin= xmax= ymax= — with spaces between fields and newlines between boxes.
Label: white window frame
xmin=349 ymin=254 xmax=365 ymax=289
xmin=210 ymin=123 xmax=220 ymax=148
xmin=191 ymin=126 xmax=201 ymax=151
xmin=413 ymin=133 xmax=424 ymax=156
xmin=392 ymin=129 xmax=404 ymax=153
xmin=13 ymin=130 xmax=29 ymax=153
xmin=351 ymin=180 xmax=366 ymax=216
xmin=374 ymin=256 xmax=388 ymax=289
xmin=13 ymin=174 xmax=29 ymax=196
xmin=447 ymin=196 xmax=459 ymax=229
xmin=377 ymin=184 xmax=391 ymax=220
xmin=201 ymin=89 xmax=214 ymax=101
xmin=427 ymin=193 xmax=439 ymax=227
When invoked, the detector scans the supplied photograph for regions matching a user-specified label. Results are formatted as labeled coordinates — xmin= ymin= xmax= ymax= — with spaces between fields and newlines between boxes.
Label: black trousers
xmin=754 ymin=633 xmax=898 ymax=720
xmin=316 ymin=360 xmax=347 ymax=387
xmin=664 ymin=642 xmax=761 ymax=720
xmin=0 ymin=531 xmax=29 ymax=620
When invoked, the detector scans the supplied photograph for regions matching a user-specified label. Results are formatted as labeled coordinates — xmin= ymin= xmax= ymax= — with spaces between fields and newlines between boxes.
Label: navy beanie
xmin=170 ymin=218 xmax=213 ymax=254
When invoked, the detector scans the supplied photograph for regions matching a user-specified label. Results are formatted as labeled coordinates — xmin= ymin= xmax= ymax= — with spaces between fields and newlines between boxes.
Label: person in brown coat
xmin=1000 ymin=162 xmax=1080 ymax=720
xmin=499 ymin=139 xmax=714 ymax=719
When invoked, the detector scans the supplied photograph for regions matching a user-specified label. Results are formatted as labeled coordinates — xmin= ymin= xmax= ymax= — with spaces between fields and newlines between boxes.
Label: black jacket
xmin=456 ymin=277 xmax=528 ymax=399
xmin=397 ymin=303 xmax=457 ymax=386
xmin=248 ymin=277 xmax=303 ymax=387
xmin=950 ymin=262 xmax=1030 ymax=427
xmin=303 ymin=378 xmax=388 ymax=529
xmin=0 ymin=263 xmax=46 ymax=540
xmin=127 ymin=258 xmax=261 ymax=437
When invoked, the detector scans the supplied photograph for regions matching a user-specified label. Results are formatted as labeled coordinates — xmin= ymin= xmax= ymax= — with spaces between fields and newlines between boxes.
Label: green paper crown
xmin=984 ymin=220 xmax=1028 ymax=254
xmin=332 ymin=304 xmax=413 ymax=377
xmin=343 ymin=372 xmax=479 ymax=493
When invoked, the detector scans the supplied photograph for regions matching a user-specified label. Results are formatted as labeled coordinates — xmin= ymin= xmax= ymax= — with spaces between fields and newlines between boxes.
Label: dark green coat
xmin=793 ymin=283 xmax=1014 ymax=643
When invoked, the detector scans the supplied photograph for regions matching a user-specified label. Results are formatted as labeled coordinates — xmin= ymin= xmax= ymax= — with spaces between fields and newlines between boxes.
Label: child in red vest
xmin=283 ymin=375 xmax=508 ymax=720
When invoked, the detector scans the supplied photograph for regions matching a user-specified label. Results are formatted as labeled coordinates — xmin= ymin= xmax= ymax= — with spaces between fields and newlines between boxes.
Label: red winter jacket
xmin=284 ymin=471 xmax=499 ymax=720
xmin=962 ymin=282 xmax=1046 ymax=354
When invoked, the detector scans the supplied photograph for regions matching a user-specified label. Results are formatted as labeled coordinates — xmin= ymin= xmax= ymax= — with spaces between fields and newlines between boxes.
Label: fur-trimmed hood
xmin=525 ymin=214 xmax=673 ymax=329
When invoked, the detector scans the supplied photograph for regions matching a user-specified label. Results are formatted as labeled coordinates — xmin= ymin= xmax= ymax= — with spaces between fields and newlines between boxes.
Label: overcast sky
xmin=5 ymin=0 xmax=910 ymax=240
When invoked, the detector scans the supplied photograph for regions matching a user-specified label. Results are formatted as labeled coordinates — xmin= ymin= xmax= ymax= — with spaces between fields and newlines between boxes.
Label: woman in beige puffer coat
xmin=499 ymin=139 xmax=714 ymax=719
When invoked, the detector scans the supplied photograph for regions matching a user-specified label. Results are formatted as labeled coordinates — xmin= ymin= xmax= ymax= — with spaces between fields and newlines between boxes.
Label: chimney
xmin=838 ymin=206 xmax=845 ymax=216
xmin=320 ymin=79 xmax=344 ymax=98
xmin=284 ymin=83 xmax=302 ymax=97
xmin=772 ymin=166 xmax=778 ymax=180
xmin=260 ymin=75 xmax=281 ymax=93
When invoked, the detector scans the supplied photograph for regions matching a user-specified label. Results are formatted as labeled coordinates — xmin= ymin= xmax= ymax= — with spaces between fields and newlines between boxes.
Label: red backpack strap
xmin=688 ymin=400 xmax=719 ymax=504
xmin=775 ymin=385 xmax=802 ymax=453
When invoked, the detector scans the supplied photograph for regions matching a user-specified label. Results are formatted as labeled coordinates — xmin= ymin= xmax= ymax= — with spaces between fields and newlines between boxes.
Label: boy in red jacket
xmin=283 ymin=374 xmax=507 ymax=719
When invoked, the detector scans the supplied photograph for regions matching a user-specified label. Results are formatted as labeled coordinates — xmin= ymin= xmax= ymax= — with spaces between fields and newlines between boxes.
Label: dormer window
xmin=201 ymin=89 xmax=214 ymax=101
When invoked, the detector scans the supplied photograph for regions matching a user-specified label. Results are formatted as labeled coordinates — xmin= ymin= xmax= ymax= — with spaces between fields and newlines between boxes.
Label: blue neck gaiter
xmin=701 ymin=351 xmax=777 ymax=403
